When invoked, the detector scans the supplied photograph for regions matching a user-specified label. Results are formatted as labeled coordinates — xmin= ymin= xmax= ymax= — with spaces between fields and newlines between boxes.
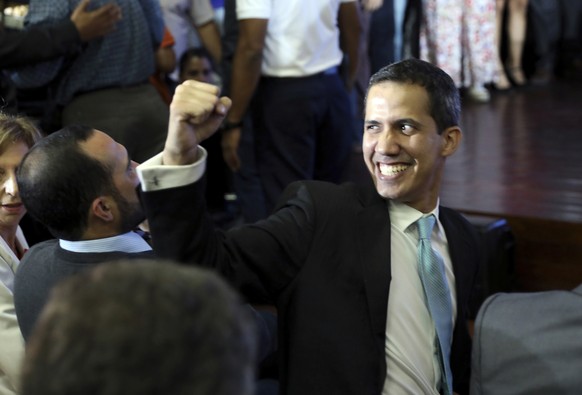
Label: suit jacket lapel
xmin=356 ymin=185 xmax=391 ymax=344
xmin=439 ymin=209 xmax=473 ymax=312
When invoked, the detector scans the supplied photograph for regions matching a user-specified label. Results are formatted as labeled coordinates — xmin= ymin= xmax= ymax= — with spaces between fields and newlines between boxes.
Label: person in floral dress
xmin=420 ymin=0 xmax=497 ymax=102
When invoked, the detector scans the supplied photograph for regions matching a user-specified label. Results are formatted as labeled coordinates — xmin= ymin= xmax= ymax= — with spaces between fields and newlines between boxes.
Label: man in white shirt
xmin=221 ymin=0 xmax=361 ymax=217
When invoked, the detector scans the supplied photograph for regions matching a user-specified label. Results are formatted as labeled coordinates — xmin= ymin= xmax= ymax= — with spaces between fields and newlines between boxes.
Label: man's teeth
xmin=379 ymin=163 xmax=409 ymax=176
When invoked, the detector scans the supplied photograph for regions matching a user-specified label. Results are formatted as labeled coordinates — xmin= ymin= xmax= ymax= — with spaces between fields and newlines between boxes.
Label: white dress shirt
xmin=137 ymin=148 xmax=207 ymax=192
xmin=383 ymin=200 xmax=457 ymax=395
xmin=59 ymin=231 xmax=152 ymax=253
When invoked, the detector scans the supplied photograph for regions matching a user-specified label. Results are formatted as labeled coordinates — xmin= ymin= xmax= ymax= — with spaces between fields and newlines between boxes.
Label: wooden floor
xmin=346 ymin=78 xmax=582 ymax=292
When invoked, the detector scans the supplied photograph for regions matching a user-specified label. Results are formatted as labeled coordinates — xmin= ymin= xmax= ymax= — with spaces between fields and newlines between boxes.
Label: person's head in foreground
xmin=16 ymin=125 xmax=144 ymax=240
xmin=20 ymin=259 xmax=257 ymax=395
xmin=364 ymin=58 xmax=462 ymax=213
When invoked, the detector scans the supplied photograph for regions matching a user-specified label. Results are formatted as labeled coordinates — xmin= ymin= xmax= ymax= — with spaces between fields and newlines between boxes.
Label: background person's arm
xmin=0 ymin=0 xmax=121 ymax=69
xmin=220 ymin=18 xmax=267 ymax=172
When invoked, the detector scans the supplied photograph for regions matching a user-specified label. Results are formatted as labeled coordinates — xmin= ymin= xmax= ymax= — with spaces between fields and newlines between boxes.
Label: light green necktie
xmin=417 ymin=215 xmax=453 ymax=395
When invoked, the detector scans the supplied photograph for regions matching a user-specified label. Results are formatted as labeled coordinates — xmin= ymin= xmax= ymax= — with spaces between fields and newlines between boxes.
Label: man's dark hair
xmin=21 ymin=259 xmax=257 ymax=395
xmin=16 ymin=125 xmax=116 ymax=240
xmin=366 ymin=58 xmax=461 ymax=133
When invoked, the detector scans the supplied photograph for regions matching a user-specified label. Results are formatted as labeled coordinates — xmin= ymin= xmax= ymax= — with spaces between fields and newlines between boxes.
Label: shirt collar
xmin=59 ymin=231 xmax=152 ymax=253
xmin=388 ymin=199 xmax=441 ymax=235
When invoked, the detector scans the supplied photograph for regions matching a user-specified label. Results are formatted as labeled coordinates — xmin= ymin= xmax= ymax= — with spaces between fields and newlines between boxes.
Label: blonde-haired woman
xmin=0 ymin=113 xmax=42 ymax=395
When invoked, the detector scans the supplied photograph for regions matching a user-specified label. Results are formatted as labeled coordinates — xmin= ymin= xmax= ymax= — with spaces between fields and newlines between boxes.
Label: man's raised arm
xmin=136 ymin=80 xmax=231 ymax=192
xmin=163 ymin=80 xmax=231 ymax=166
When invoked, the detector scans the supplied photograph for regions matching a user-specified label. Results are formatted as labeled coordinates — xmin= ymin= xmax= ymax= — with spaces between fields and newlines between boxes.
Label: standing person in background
xmin=494 ymin=0 xmax=529 ymax=89
xmin=0 ymin=0 xmax=121 ymax=114
xmin=160 ymin=0 xmax=222 ymax=83
xmin=149 ymin=27 xmax=177 ymax=105
xmin=354 ymin=0 xmax=408 ymax=152
xmin=364 ymin=0 xmax=395 ymax=75
xmin=420 ymin=0 xmax=497 ymax=102
xmin=363 ymin=0 xmax=408 ymax=72
xmin=217 ymin=0 xmax=267 ymax=223
xmin=9 ymin=0 xmax=168 ymax=163
xmin=0 ymin=0 xmax=120 ymax=69
xmin=0 ymin=113 xmax=42 ymax=395
xmin=528 ymin=0 xmax=560 ymax=85
xmin=393 ymin=0 xmax=408 ymax=62
xmin=350 ymin=0 xmax=372 ymax=153
xmin=556 ymin=0 xmax=582 ymax=80
xmin=211 ymin=0 xmax=225 ymax=30
xmin=221 ymin=0 xmax=360 ymax=215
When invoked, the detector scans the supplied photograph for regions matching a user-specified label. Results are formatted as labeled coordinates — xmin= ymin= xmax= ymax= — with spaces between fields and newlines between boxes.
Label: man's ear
xmin=91 ymin=197 xmax=115 ymax=222
xmin=441 ymin=126 xmax=462 ymax=157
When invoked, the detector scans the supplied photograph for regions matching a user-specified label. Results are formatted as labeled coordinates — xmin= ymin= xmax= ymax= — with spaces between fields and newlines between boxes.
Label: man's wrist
xmin=137 ymin=148 xmax=208 ymax=192
xmin=220 ymin=120 xmax=243 ymax=132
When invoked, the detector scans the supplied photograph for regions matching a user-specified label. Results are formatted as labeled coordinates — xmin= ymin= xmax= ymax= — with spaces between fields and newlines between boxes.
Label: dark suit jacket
xmin=471 ymin=284 xmax=582 ymax=395
xmin=14 ymin=238 xmax=277 ymax=363
xmin=14 ymin=240 xmax=153 ymax=340
xmin=143 ymin=178 xmax=481 ymax=395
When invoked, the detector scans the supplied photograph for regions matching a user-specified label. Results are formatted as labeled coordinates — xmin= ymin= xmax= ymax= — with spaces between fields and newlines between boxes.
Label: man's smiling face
xmin=363 ymin=81 xmax=460 ymax=213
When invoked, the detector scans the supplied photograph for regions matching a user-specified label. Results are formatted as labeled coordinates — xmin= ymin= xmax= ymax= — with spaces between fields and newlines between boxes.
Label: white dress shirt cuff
xmin=136 ymin=147 xmax=207 ymax=192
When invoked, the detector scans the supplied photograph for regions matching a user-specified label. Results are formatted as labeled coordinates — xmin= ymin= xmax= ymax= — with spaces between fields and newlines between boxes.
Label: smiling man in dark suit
xmin=137 ymin=58 xmax=481 ymax=395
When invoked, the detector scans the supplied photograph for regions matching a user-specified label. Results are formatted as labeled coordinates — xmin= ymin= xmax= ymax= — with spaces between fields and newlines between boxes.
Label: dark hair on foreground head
xmin=16 ymin=125 xmax=117 ymax=240
xmin=367 ymin=58 xmax=461 ymax=134
xmin=21 ymin=259 xmax=257 ymax=395
xmin=0 ymin=112 xmax=43 ymax=152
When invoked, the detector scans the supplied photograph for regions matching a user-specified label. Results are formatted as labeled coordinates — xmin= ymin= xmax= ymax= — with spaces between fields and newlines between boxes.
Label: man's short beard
xmin=112 ymin=189 xmax=145 ymax=234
